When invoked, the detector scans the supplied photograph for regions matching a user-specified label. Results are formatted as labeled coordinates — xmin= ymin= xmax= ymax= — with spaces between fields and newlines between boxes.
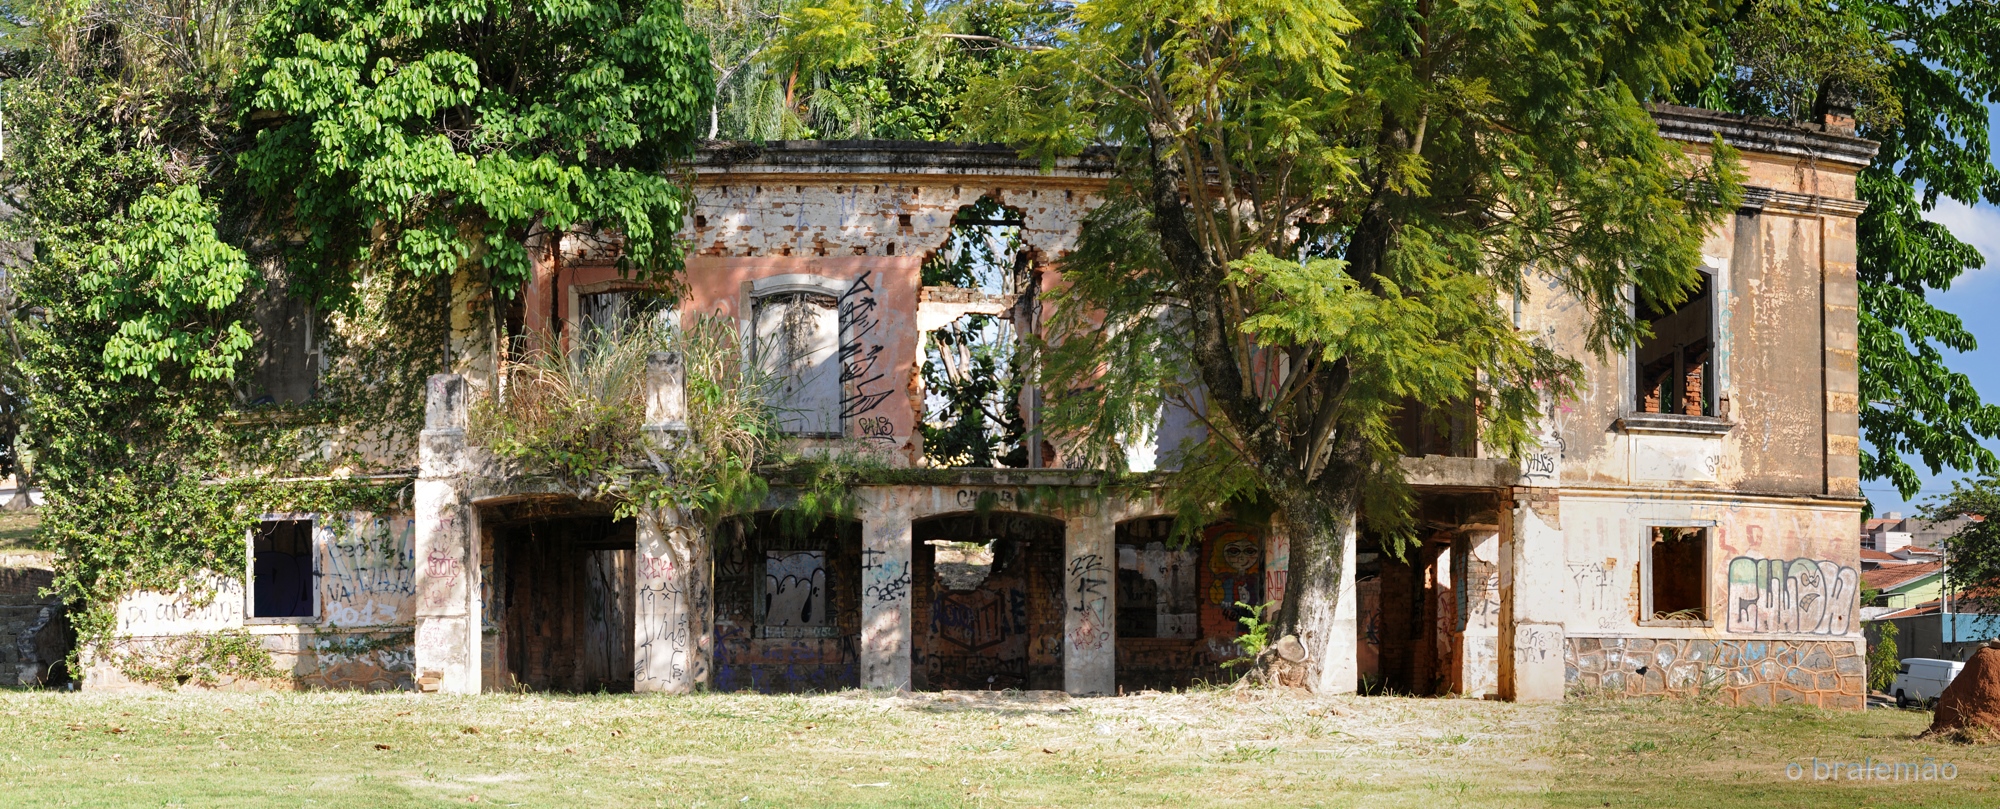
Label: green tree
xmin=695 ymin=0 xmax=1045 ymax=141
xmin=0 ymin=0 xmax=272 ymax=646
xmin=1867 ymin=618 xmax=1900 ymax=693
xmin=1927 ymin=477 xmax=2000 ymax=614
xmin=961 ymin=0 xmax=1739 ymax=689
xmin=1702 ymin=1 xmax=2000 ymax=502
xmin=236 ymin=0 xmax=716 ymax=308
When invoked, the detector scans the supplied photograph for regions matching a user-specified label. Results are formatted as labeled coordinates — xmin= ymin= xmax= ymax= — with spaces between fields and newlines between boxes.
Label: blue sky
xmin=1864 ymin=105 xmax=2000 ymax=517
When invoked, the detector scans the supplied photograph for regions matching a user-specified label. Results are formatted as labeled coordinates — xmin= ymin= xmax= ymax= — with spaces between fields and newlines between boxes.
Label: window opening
xmin=929 ymin=539 xmax=998 ymax=591
xmin=923 ymin=198 xmax=1031 ymax=467
xmin=1646 ymin=526 xmax=1707 ymax=622
xmin=1635 ymin=273 xmax=1714 ymax=416
xmin=251 ymin=519 xmax=315 ymax=619
xmin=752 ymin=290 xmax=841 ymax=435
xmin=578 ymin=287 xmax=672 ymax=341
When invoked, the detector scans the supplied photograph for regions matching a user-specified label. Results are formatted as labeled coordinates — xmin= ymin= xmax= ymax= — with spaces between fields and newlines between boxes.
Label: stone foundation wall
xmin=1564 ymin=636 xmax=1864 ymax=709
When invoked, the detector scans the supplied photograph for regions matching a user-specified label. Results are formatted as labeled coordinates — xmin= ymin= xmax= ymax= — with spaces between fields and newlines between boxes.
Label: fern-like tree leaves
xmin=964 ymin=0 xmax=1739 ymax=672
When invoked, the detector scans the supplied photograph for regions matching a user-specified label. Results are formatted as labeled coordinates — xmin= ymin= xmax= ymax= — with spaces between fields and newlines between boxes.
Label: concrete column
xmin=858 ymin=489 xmax=913 ymax=689
xmin=1319 ymin=520 xmax=1358 ymax=694
xmin=414 ymin=374 xmax=480 ymax=694
xmin=1063 ymin=504 xmax=1114 ymax=696
xmin=632 ymin=351 xmax=712 ymax=693
xmin=1821 ymin=214 xmax=1862 ymax=499
xmin=1500 ymin=488 xmax=1565 ymax=702
xmin=1450 ymin=529 xmax=1502 ymax=697
xmin=634 ymin=506 xmax=712 ymax=692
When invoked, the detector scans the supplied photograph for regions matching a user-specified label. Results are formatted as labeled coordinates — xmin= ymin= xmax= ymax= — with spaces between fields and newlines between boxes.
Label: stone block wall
xmin=1564 ymin=636 xmax=1864 ymax=709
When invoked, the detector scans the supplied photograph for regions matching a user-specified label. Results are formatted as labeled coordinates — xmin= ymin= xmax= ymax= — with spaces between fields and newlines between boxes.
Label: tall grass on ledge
xmin=472 ymin=314 xmax=777 ymax=517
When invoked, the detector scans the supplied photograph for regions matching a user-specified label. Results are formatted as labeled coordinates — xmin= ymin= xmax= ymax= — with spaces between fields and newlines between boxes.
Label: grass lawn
xmin=0 ymin=687 xmax=1994 ymax=807
xmin=0 ymin=509 xmax=39 ymax=554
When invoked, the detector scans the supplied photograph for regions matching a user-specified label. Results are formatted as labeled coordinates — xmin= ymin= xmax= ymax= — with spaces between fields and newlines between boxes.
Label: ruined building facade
xmin=92 ymin=107 xmax=1875 ymax=708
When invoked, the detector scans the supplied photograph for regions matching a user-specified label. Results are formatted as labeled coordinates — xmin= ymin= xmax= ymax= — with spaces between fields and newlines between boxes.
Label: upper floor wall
xmin=1519 ymin=106 xmax=1874 ymax=500
xmin=521 ymin=109 xmax=1875 ymax=493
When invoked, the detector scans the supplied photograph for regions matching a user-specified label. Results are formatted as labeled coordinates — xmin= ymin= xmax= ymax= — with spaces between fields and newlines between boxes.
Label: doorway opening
xmin=492 ymin=509 xmax=636 ymax=693
xmin=913 ymin=511 xmax=1065 ymax=690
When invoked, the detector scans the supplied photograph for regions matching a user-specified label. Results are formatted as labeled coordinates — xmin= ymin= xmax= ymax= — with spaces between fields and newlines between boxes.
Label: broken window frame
xmin=246 ymin=516 xmax=318 ymax=623
xmin=747 ymin=274 xmax=850 ymax=437
xmin=1629 ymin=267 xmax=1721 ymax=419
xmin=1639 ymin=523 xmax=1712 ymax=627
xmin=568 ymin=279 xmax=677 ymax=345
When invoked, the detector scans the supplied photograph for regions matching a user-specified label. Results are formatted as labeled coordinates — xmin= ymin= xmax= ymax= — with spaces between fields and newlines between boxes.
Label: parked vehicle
xmin=1892 ymin=658 xmax=1965 ymax=708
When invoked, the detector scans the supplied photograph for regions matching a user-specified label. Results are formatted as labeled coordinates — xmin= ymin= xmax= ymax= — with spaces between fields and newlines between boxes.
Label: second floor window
xmin=1635 ymin=271 xmax=1715 ymax=416
xmin=753 ymin=290 xmax=841 ymax=435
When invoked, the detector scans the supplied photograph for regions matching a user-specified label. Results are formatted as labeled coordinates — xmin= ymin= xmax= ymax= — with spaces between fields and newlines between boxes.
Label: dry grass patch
xmin=6 ymin=687 xmax=1999 ymax=806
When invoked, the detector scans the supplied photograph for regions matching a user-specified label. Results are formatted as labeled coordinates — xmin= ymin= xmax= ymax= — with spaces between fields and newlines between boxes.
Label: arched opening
xmin=912 ymin=511 xmax=1065 ymax=690
xmin=1113 ymin=517 xmax=1267 ymax=691
xmin=711 ymin=512 xmax=863 ymax=692
xmin=483 ymin=499 xmax=635 ymax=693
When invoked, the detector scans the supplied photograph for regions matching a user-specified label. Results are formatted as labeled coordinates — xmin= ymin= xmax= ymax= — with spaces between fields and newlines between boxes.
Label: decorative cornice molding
xmin=1648 ymin=104 xmax=1880 ymax=170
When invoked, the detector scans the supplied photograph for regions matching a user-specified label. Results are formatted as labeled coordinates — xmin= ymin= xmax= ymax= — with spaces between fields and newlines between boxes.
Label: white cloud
xmin=1924 ymin=197 xmax=2000 ymax=285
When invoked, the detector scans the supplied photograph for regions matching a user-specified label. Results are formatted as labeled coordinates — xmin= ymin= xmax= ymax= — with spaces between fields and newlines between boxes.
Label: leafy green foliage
xmin=237 ymin=0 xmax=715 ymax=303
xmin=697 ymin=0 xmax=1039 ymax=140
xmin=1 ymin=0 xmax=712 ymax=677
xmin=1867 ymin=619 xmax=1900 ymax=693
xmin=1926 ymin=477 xmax=2000 ymax=614
xmin=920 ymin=197 xmax=1029 ymax=467
xmin=476 ymin=316 xmax=780 ymax=523
xmin=107 ymin=628 xmax=283 ymax=689
xmin=1699 ymin=1 xmax=2000 ymax=502
xmin=961 ymin=0 xmax=1741 ymax=642
xmin=1220 ymin=600 xmax=1274 ymax=670
xmin=82 ymin=183 xmax=257 ymax=383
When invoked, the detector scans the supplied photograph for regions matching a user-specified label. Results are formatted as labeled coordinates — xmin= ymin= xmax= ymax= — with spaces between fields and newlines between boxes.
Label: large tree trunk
xmin=1268 ymin=480 xmax=1357 ymax=693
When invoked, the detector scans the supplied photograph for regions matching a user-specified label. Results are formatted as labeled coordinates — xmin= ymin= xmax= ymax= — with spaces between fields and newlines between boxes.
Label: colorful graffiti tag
xmin=1725 ymin=557 xmax=1858 ymax=636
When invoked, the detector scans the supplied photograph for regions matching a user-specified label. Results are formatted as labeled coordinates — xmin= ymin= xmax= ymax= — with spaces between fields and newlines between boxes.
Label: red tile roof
xmin=1862 ymin=561 xmax=1945 ymax=592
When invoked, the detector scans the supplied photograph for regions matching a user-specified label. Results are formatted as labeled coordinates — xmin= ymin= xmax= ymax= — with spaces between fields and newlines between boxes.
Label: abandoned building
xmin=87 ymin=105 xmax=1876 ymax=709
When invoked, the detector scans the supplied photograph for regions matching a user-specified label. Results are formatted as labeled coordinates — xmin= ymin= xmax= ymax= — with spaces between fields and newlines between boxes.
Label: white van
xmin=1892 ymin=658 xmax=1965 ymax=707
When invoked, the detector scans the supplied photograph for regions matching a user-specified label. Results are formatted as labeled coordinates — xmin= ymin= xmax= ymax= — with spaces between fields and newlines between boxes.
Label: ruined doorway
xmin=712 ymin=513 xmax=863 ymax=692
xmin=1114 ymin=518 xmax=1266 ymax=691
xmin=1357 ymin=531 xmax=1450 ymax=696
xmin=913 ymin=512 xmax=1064 ymax=690
xmin=494 ymin=513 xmax=635 ymax=692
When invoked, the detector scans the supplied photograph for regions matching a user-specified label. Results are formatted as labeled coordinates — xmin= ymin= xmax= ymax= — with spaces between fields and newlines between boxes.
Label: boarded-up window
xmin=251 ymin=520 xmax=315 ymax=619
xmin=1635 ymin=272 xmax=1714 ymax=416
xmin=758 ymin=551 xmax=835 ymax=638
xmin=753 ymin=292 xmax=841 ymax=435
xmin=1646 ymin=527 xmax=1706 ymax=622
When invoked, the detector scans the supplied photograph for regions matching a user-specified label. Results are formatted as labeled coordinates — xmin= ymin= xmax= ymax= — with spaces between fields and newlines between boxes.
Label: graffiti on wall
xmin=1726 ymin=556 xmax=1858 ymax=636
xmin=1068 ymin=552 xmax=1111 ymax=651
xmin=863 ymin=547 xmax=912 ymax=605
xmin=837 ymin=271 xmax=894 ymax=433
xmin=321 ymin=515 xmax=416 ymax=626
xmin=634 ymin=535 xmax=712 ymax=691
xmin=1206 ymin=526 xmax=1264 ymax=628
xmin=116 ymin=577 xmax=246 ymax=636
xmin=762 ymin=551 xmax=835 ymax=638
